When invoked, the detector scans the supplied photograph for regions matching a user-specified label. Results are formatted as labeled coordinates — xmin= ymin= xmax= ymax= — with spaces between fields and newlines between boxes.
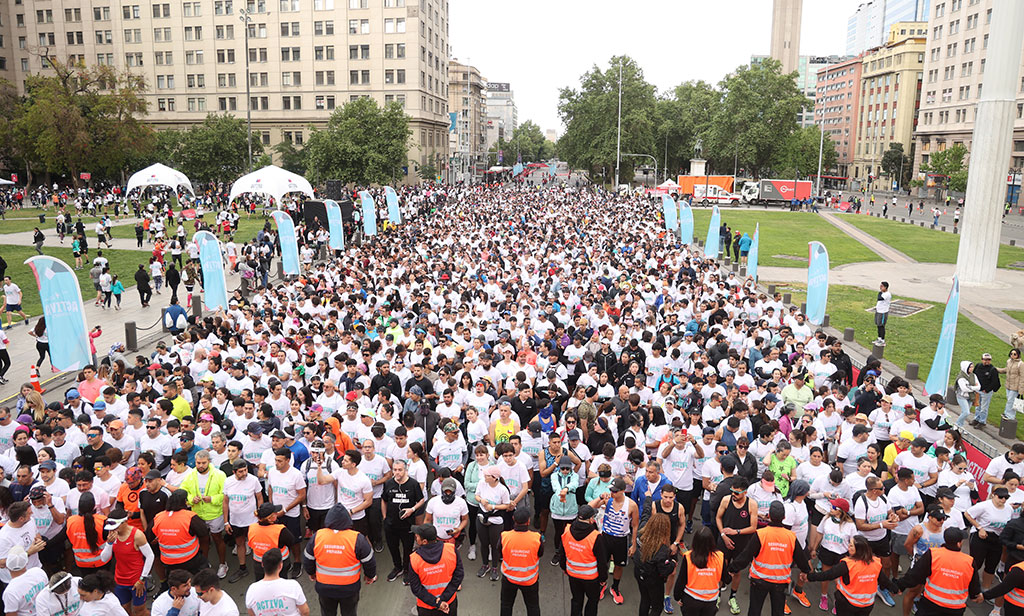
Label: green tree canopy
xmin=922 ymin=143 xmax=969 ymax=192
xmin=303 ymin=97 xmax=410 ymax=185
xmin=654 ymin=80 xmax=718 ymax=180
xmin=273 ymin=140 xmax=307 ymax=175
xmin=773 ymin=125 xmax=838 ymax=179
xmin=880 ymin=142 xmax=912 ymax=187
xmin=488 ymin=120 xmax=554 ymax=166
xmin=557 ymin=56 xmax=657 ymax=182
xmin=172 ymin=113 xmax=260 ymax=184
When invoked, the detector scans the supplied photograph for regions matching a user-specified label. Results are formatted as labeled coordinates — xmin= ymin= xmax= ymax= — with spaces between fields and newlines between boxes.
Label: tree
xmin=173 ymin=114 xmax=258 ymax=184
xmin=880 ymin=143 xmax=910 ymax=188
xmin=487 ymin=120 xmax=553 ymax=166
xmin=772 ymin=125 xmax=838 ymax=180
xmin=557 ymin=56 xmax=657 ymax=182
xmin=655 ymin=80 xmax=718 ymax=180
xmin=706 ymin=58 xmax=806 ymax=178
xmin=419 ymin=161 xmax=438 ymax=181
xmin=921 ymin=143 xmax=968 ymax=193
xmin=273 ymin=140 xmax=306 ymax=175
xmin=303 ymin=97 xmax=410 ymax=185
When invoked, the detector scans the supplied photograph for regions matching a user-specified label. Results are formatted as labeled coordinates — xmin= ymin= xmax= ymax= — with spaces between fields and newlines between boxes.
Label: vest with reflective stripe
xmin=922 ymin=547 xmax=973 ymax=610
xmin=500 ymin=530 xmax=541 ymax=585
xmin=312 ymin=528 xmax=362 ymax=586
xmin=837 ymin=557 xmax=882 ymax=607
xmin=683 ymin=550 xmax=725 ymax=601
xmin=1006 ymin=562 xmax=1024 ymax=608
xmin=67 ymin=515 xmax=111 ymax=568
xmin=410 ymin=542 xmax=458 ymax=609
xmin=749 ymin=526 xmax=796 ymax=583
xmin=562 ymin=527 xmax=599 ymax=580
xmin=247 ymin=523 xmax=290 ymax=562
xmin=153 ymin=510 xmax=200 ymax=564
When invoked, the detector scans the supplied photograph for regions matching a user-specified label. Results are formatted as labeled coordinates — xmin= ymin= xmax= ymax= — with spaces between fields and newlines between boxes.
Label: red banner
xmin=962 ymin=439 xmax=993 ymax=500
xmin=10 ymin=174 xmax=17 ymax=183
xmin=181 ymin=208 xmax=197 ymax=220
xmin=80 ymin=172 xmax=91 ymax=180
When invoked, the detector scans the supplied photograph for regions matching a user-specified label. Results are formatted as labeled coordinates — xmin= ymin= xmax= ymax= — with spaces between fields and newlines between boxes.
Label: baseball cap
xmin=829 ymin=498 xmax=850 ymax=514
xmin=246 ymin=422 xmax=264 ymax=435
xmin=412 ymin=524 xmax=438 ymax=541
xmin=38 ymin=460 xmax=57 ymax=471
xmin=5 ymin=547 xmax=28 ymax=572
xmin=566 ymin=429 xmax=581 ymax=441
xmin=852 ymin=425 xmax=870 ymax=436
xmin=926 ymin=506 xmax=948 ymax=520
xmin=441 ymin=478 xmax=457 ymax=493
xmin=257 ymin=503 xmax=283 ymax=519
xmin=898 ymin=430 xmax=914 ymax=441
xmin=982 ymin=353 xmax=992 ymax=359
xmin=577 ymin=505 xmax=597 ymax=520
xmin=145 ymin=470 xmax=162 ymax=480
xmin=911 ymin=437 xmax=930 ymax=448
xmin=609 ymin=477 xmax=627 ymax=493
xmin=763 ymin=394 xmax=780 ymax=404
xmin=558 ymin=457 xmax=573 ymax=470
xmin=232 ymin=459 xmax=248 ymax=470
xmin=178 ymin=430 xmax=195 ymax=442
xmin=270 ymin=429 xmax=287 ymax=439
xmin=108 ymin=420 xmax=124 ymax=430
xmin=28 ymin=486 xmax=48 ymax=501
xmin=528 ymin=420 xmax=542 ymax=436
xmin=103 ymin=509 xmax=129 ymax=530
xmin=92 ymin=400 xmax=106 ymax=410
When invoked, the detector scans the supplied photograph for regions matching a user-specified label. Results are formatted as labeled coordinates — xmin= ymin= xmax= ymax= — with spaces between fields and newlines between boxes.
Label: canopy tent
xmin=228 ymin=165 xmax=314 ymax=204
xmin=0 ymin=178 xmax=14 ymax=186
xmin=125 ymin=163 xmax=194 ymax=197
xmin=657 ymin=179 xmax=680 ymax=189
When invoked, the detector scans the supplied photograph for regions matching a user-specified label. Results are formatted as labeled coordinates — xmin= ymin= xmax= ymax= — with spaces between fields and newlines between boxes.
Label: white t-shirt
xmin=2 ymin=567 xmax=49 ymax=616
xmin=837 ymin=439 xmax=870 ymax=475
xmin=937 ymin=469 xmax=974 ymax=512
xmin=79 ymin=594 xmax=129 ymax=616
xmin=152 ymin=589 xmax=201 ymax=616
xmin=474 ymin=480 xmax=511 ymax=525
xmin=267 ymin=466 xmax=305 ymax=518
xmin=659 ymin=443 xmax=697 ymax=491
xmin=852 ymin=493 xmax=891 ymax=542
xmin=887 ymin=485 xmax=923 ymax=534
xmin=336 ymin=471 xmax=373 ymax=520
xmin=199 ymin=594 xmax=240 ymax=616
xmin=497 ymin=460 xmax=531 ymax=497
xmin=357 ymin=455 xmax=390 ymax=499
xmin=224 ymin=474 xmax=261 ymax=527
xmin=3 ymin=283 xmax=21 ymax=305
xmin=425 ymin=495 xmax=469 ymax=540
xmin=244 ymin=578 xmax=307 ymax=616
xmin=783 ymin=501 xmax=810 ymax=548
xmin=894 ymin=452 xmax=938 ymax=488
xmin=301 ymin=459 xmax=341 ymax=511
xmin=817 ymin=517 xmax=856 ymax=555
xmin=966 ymin=500 xmax=1012 ymax=534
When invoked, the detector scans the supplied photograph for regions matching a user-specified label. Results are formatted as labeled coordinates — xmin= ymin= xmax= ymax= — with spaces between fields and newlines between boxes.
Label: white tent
xmin=0 ymin=178 xmax=14 ymax=186
xmin=228 ymin=165 xmax=314 ymax=204
xmin=658 ymin=179 xmax=680 ymax=189
xmin=125 ymin=163 xmax=195 ymax=197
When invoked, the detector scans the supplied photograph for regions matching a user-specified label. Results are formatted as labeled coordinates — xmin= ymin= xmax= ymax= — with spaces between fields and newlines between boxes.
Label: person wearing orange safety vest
xmin=559 ymin=504 xmax=609 ymax=616
xmin=302 ymin=503 xmax=377 ymax=616
xmin=409 ymin=523 xmax=464 ymax=616
xmin=808 ymin=535 xmax=899 ymax=616
xmin=499 ymin=508 xmax=542 ymax=616
xmin=66 ymin=492 xmax=112 ymax=572
xmin=982 ymin=559 xmax=1024 ymax=616
xmin=673 ymin=526 xmax=729 ymax=616
xmin=895 ymin=527 xmax=980 ymax=616
xmin=151 ymin=489 xmax=210 ymax=578
xmin=728 ymin=501 xmax=811 ymax=616
xmin=247 ymin=503 xmax=297 ymax=582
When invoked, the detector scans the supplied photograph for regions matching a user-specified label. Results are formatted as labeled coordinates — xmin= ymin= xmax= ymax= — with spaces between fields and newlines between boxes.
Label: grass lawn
xmin=0 ymin=211 xmax=106 ymax=235
xmin=840 ymin=215 xmax=1024 ymax=267
xmin=768 ymin=281 xmax=1020 ymax=438
xmin=0 ymin=244 xmax=151 ymax=324
xmin=684 ymin=209 xmax=878 ymax=268
xmin=1005 ymin=310 xmax=1024 ymax=324
xmin=107 ymin=213 xmax=272 ymax=244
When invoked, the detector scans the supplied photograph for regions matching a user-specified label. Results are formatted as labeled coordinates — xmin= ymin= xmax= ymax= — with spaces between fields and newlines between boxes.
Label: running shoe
xmin=818 ymin=595 xmax=829 ymax=611
xmin=610 ymin=588 xmax=624 ymax=605
xmin=664 ymin=596 xmax=674 ymax=614
xmin=877 ymin=589 xmax=895 ymax=607
xmin=793 ymin=591 xmax=811 ymax=608
xmin=729 ymin=596 xmax=741 ymax=615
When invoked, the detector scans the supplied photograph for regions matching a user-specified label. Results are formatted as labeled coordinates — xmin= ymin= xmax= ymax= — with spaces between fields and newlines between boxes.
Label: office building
xmin=0 ymin=0 xmax=451 ymax=183
xmin=847 ymin=0 xmax=931 ymax=55
xmin=753 ymin=54 xmax=853 ymax=128
xmin=484 ymin=81 xmax=516 ymax=151
xmin=815 ymin=54 xmax=864 ymax=182
xmin=447 ymin=59 xmax=486 ymax=181
xmin=770 ymin=0 xmax=803 ymax=75
xmin=912 ymin=0 xmax=1024 ymax=192
xmin=852 ymin=22 xmax=927 ymax=191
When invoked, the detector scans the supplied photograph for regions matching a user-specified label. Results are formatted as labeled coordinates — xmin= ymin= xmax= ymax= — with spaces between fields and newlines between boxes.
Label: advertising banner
xmin=924 ymin=277 xmax=960 ymax=396
xmin=24 ymin=256 xmax=91 ymax=371
xmin=385 ymin=186 xmax=401 ymax=225
xmin=194 ymin=231 xmax=228 ymax=311
xmin=679 ymin=201 xmax=694 ymax=245
xmin=748 ymin=224 xmax=760 ymax=282
xmin=325 ymin=199 xmax=345 ymax=251
xmin=271 ymin=210 xmax=300 ymax=276
xmin=662 ymin=195 xmax=677 ymax=232
xmin=806 ymin=241 xmax=830 ymax=325
xmin=704 ymin=206 xmax=721 ymax=258
xmin=359 ymin=191 xmax=377 ymax=236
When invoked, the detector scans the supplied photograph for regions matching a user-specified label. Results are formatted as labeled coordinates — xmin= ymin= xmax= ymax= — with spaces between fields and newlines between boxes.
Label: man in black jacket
xmin=559 ymin=505 xmax=609 ymax=616
xmin=369 ymin=360 xmax=402 ymax=400
xmin=974 ymin=353 xmax=1001 ymax=428
xmin=828 ymin=338 xmax=854 ymax=387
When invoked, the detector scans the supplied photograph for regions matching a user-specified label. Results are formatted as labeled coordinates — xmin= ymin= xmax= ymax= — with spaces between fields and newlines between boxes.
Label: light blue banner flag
xmin=548 ymin=163 xmax=557 ymax=176
xmin=662 ymin=195 xmax=678 ymax=232
xmin=385 ymin=186 xmax=401 ymax=225
xmin=512 ymin=163 xmax=524 ymax=176
xmin=704 ymin=205 xmax=721 ymax=258
xmin=748 ymin=224 xmax=760 ymax=281
xmin=924 ymin=276 xmax=960 ymax=396
xmin=679 ymin=200 xmax=694 ymax=245
xmin=324 ymin=199 xmax=345 ymax=251
xmin=194 ymin=230 xmax=228 ymax=311
xmin=359 ymin=190 xmax=377 ymax=236
xmin=24 ymin=256 xmax=90 ymax=371
xmin=271 ymin=210 xmax=300 ymax=276
xmin=806 ymin=241 xmax=830 ymax=325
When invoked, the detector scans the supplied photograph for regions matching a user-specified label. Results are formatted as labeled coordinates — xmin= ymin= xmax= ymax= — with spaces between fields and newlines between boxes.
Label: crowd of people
xmin=0 ymin=181 xmax=1021 ymax=616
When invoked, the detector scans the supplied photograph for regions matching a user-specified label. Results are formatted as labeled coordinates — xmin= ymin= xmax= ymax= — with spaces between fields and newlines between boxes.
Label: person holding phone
xmin=101 ymin=508 xmax=155 ymax=616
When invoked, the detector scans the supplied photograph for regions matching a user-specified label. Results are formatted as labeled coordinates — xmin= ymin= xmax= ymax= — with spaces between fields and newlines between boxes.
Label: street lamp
xmin=239 ymin=8 xmax=254 ymax=173
xmin=623 ymin=154 xmax=657 ymax=191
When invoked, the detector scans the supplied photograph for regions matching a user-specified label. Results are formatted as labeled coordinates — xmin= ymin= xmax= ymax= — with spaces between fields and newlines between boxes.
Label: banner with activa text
xmin=748 ymin=224 xmax=760 ymax=282
xmin=324 ymin=199 xmax=345 ymax=251
xmin=703 ymin=206 xmax=720 ymax=258
xmin=805 ymin=241 xmax=830 ymax=326
xmin=662 ymin=195 xmax=677 ymax=232
xmin=385 ymin=186 xmax=401 ymax=225
xmin=359 ymin=191 xmax=377 ymax=237
xmin=271 ymin=210 xmax=300 ymax=276
xmin=963 ymin=437 xmax=993 ymax=500
xmin=24 ymin=256 xmax=91 ymax=371
xmin=924 ymin=276 xmax=960 ymax=397
xmin=194 ymin=231 xmax=228 ymax=311
xmin=679 ymin=201 xmax=694 ymax=245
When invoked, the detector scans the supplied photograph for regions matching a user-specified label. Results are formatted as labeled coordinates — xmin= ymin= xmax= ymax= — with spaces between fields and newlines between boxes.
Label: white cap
xmin=5 ymin=546 xmax=28 ymax=571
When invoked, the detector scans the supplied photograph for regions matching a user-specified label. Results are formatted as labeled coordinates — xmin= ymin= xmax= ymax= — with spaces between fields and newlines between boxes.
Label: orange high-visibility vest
xmin=500 ymin=530 xmax=541 ymax=585
xmin=683 ymin=550 xmax=725 ymax=602
xmin=152 ymin=510 xmax=200 ymax=564
xmin=409 ymin=542 xmax=458 ymax=609
xmin=922 ymin=547 xmax=974 ymax=609
xmin=749 ymin=526 xmax=796 ymax=583
xmin=837 ymin=557 xmax=883 ymax=607
xmin=1006 ymin=562 xmax=1024 ymax=607
xmin=312 ymin=528 xmax=361 ymax=586
xmin=67 ymin=515 xmax=111 ymax=568
xmin=247 ymin=523 xmax=290 ymax=562
xmin=562 ymin=526 xmax=599 ymax=580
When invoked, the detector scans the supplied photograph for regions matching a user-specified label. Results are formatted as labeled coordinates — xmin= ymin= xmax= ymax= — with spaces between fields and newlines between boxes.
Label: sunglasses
xmin=737 ymin=445 xmax=748 ymax=449
xmin=731 ymin=489 xmax=746 ymax=495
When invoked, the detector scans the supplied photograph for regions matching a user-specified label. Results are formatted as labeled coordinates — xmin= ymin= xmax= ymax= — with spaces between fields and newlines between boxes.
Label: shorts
xmin=604 ymin=534 xmax=629 ymax=567
xmin=874 ymin=312 xmax=889 ymax=327
xmin=280 ymin=514 xmax=301 ymax=542
xmin=819 ymin=547 xmax=845 ymax=567
xmin=892 ymin=533 xmax=910 ymax=556
xmin=113 ymin=583 xmax=147 ymax=607
xmin=93 ymin=282 xmax=101 ymax=291
xmin=73 ymin=251 xmax=81 ymax=258
xmin=5 ymin=303 xmax=21 ymax=312
xmin=306 ymin=508 xmax=329 ymax=534
xmin=718 ymin=535 xmax=751 ymax=562
xmin=740 ymin=250 xmax=749 ymax=257
xmin=809 ymin=507 xmax=825 ymax=528
xmin=867 ymin=534 xmax=891 ymax=558
xmin=229 ymin=524 xmax=249 ymax=538
xmin=971 ymin=533 xmax=1003 ymax=574
xmin=205 ymin=515 xmax=225 ymax=534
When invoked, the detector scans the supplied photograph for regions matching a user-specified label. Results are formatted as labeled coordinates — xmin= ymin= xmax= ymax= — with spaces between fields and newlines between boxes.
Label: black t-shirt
xmin=381 ymin=477 xmax=424 ymax=528
xmin=139 ymin=486 xmax=172 ymax=534
xmin=81 ymin=442 xmax=113 ymax=467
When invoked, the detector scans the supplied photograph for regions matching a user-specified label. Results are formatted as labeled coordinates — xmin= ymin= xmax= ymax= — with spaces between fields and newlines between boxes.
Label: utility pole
xmin=240 ymin=9 xmax=253 ymax=173
xmin=614 ymin=60 xmax=622 ymax=190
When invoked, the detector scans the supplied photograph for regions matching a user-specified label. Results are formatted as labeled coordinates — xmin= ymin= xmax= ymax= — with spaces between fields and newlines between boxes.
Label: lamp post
xmin=623 ymin=154 xmax=657 ymax=192
xmin=614 ymin=61 xmax=622 ymax=190
xmin=239 ymin=8 xmax=254 ymax=173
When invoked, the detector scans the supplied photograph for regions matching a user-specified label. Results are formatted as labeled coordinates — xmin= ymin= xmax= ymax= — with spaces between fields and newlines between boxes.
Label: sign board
xmin=963 ymin=439 xmax=993 ymax=500
xmin=487 ymin=82 xmax=510 ymax=92
xmin=80 ymin=172 xmax=92 ymax=181
xmin=10 ymin=174 xmax=17 ymax=183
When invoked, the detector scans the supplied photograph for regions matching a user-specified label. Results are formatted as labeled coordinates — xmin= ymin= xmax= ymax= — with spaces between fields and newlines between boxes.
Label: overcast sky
xmin=449 ymin=0 xmax=865 ymax=136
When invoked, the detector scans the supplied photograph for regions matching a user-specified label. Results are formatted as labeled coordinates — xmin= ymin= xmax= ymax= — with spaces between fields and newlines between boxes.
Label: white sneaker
xmin=467 ymin=545 xmax=477 ymax=561
xmin=217 ymin=564 xmax=228 ymax=579
xmin=989 ymin=607 xmax=1000 ymax=616
xmin=231 ymin=545 xmax=237 ymax=555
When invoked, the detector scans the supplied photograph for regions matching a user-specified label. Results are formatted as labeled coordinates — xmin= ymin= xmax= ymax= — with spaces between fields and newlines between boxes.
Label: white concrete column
xmin=690 ymin=159 xmax=707 ymax=176
xmin=955 ymin=0 xmax=1024 ymax=285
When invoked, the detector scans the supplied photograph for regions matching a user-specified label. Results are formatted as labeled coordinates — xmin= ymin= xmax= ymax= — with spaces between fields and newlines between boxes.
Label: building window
xmin=154 ymin=27 xmax=172 ymax=42
xmin=218 ymin=97 xmax=237 ymax=111
xmin=348 ymin=0 xmax=367 ymax=7
xmin=155 ymin=51 xmax=172 ymax=64
xmin=313 ymin=0 xmax=334 ymax=8
xmin=215 ymin=1 xmax=234 ymax=15
xmin=216 ymin=25 xmax=235 ymax=39
xmin=281 ymin=22 xmax=299 ymax=37
xmin=186 ymin=74 xmax=205 ymax=88
xmin=94 ymin=7 xmax=112 ymax=20
xmin=279 ymin=0 xmax=300 ymax=10
xmin=384 ymin=0 xmax=406 ymax=6
xmin=282 ymin=95 xmax=301 ymax=110
xmin=315 ymin=70 xmax=335 ymax=85
xmin=185 ymin=50 xmax=204 ymax=64
xmin=314 ymin=21 xmax=334 ymax=36
xmin=186 ymin=97 xmax=206 ymax=111
xmin=152 ymin=3 xmax=170 ymax=17
xmin=122 ymin=5 xmax=141 ymax=19
xmin=125 ymin=52 xmax=143 ymax=66
xmin=281 ymin=71 xmax=301 ymax=86
xmin=123 ymin=28 xmax=143 ymax=43
xmin=217 ymin=73 xmax=237 ymax=87
xmin=64 ymin=8 xmax=83 ymax=22
xmin=246 ymin=23 xmax=267 ymax=38
xmin=95 ymin=30 xmax=113 ymax=44
xmin=314 ymin=45 xmax=335 ymax=61
xmin=315 ymin=95 xmax=336 ymax=110
xmin=281 ymin=47 xmax=300 ymax=61
xmin=66 ymin=31 xmax=84 ymax=45
xmin=384 ymin=18 xmax=406 ymax=33
xmin=248 ymin=48 xmax=268 ymax=62
xmin=182 ymin=2 xmax=202 ymax=17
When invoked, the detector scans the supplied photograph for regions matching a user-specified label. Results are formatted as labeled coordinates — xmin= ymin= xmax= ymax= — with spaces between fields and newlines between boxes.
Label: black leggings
xmin=36 ymin=341 xmax=50 ymax=367
xmin=681 ymin=595 xmax=720 ymax=616
xmin=477 ymin=518 xmax=502 ymax=567
xmin=467 ymin=504 xmax=480 ymax=546
xmin=635 ymin=572 xmax=667 ymax=616
xmin=0 ymin=349 xmax=10 ymax=378
xmin=832 ymin=592 xmax=874 ymax=616
xmin=748 ymin=579 xmax=788 ymax=616
xmin=552 ymin=518 xmax=570 ymax=559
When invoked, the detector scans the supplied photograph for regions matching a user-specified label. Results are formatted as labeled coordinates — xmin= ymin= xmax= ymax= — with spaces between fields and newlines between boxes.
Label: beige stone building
xmin=852 ymin=22 xmax=926 ymax=191
xmin=447 ymin=58 xmax=485 ymax=182
xmin=912 ymin=0 xmax=1024 ymax=195
xmin=770 ymin=0 xmax=802 ymax=75
xmin=0 ymin=0 xmax=451 ymax=183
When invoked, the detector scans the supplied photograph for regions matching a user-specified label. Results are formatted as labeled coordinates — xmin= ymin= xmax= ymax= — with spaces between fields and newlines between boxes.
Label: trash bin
xmin=39 ymin=214 xmax=45 ymax=223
